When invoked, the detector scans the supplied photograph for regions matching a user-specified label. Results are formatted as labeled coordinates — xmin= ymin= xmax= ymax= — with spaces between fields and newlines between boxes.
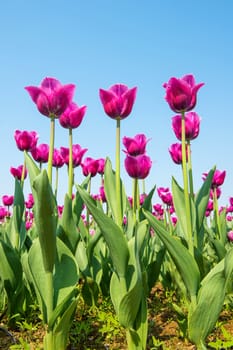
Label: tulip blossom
xmin=14 ymin=130 xmax=38 ymax=152
xmin=124 ymin=154 xmax=152 ymax=179
xmin=81 ymin=157 xmax=100 ymax=177
xmin=99 ymin=83 xmax=137 ymax=120
xmin=31 ymin=143 xmax=50 ymax=163
xmin=172 ymin=112 xmax=201 ymax=141
xmin=227 ymin=231 xmax=233 ymax=242
xmin=59 ymin=102 xmax=87 ymax=129
xmin=97 ymin=158 xmax=105 ymax=175
xmin=99 ymin=186 xmax=106 ymax=202
xmin=123 ymin=134 xmax=150 ymax=156
xmin=157 ymin=187 xmax=173 ymax=206
xmin=2 ymin=195 xmax=14 ymax=207
xmin=25 ymin=193 xmax=34 ymax=209
xmin=202 ymin=169 xmax=226 ymax=189
xmin=169 ymin=143 xmax=188 ymax=165
xmin=52 ymin=148 xmax=65 ymax=168
xmin=60 ymin=144 xmax=87 ymax=167
xmin=10 ymin=165 xmax=28 ymax=180
xmin=25 ymin=77 xmax=75 ymax=118
xmin=0 ymin=206 xmax=8 ymax=221
xmin=163 ymin=74 xmax=204 ymax=113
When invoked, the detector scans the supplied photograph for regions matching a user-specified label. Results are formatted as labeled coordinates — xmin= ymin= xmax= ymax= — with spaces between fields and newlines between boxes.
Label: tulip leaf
xmin=188 ymin=248 xmax=233 ymax=347
xmin=172 ymin=177 xmax=196 ymax=242
xmin=77 ymin=185 xmax=129 ymax=277
xmin=104 ymin=157 xmax=129 ymax=222
xmin=32 ymin=170 xmax=58 ymax=273
xmin=57 ymin=194 xmax=80 ymax=254
xmin=24 ymin=151 xmax=40 ymax=190
xmin=143 ymin=209 xmax=200 ymax=297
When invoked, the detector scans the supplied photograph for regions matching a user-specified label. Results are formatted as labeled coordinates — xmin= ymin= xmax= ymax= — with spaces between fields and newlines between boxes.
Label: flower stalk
xmin=47 ymin=116 xmax=55 ymax=185
xmin=115 ymin=119 xmax=122 ymax=226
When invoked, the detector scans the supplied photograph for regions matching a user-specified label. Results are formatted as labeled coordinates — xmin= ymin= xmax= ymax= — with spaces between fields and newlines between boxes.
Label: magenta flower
xmin=227 ymin=231 xmax=233 ymax=242
xmin=123 ymin=134 xmax=150 ymax=156
xmin=99 ymin=83 xmax=137 ymax=120
xmin=10 ymin=165 xmax=28 ymax=180
xmin=52 ymin=148 xmax=65 ymax=168
xmin=14 ymin=130 xmax=38 ymax=152
xmin=163 ymin=74 xmax=204 ymax=113
xmin=202 ymin=169 xmax=226 ymax=188
xmin=99 ymin=186 xmax=106 ymax=202
xmin=81 ymin=157 xmax=100 ymax=177
xmin=169 ymin=143 xmax=188 ymax=165
xmin=97 ymin=158 xmax=106 ymax=175
xmin=31 ymin=143 xmax=49 ymax=163
xmin=2 ymin=195 xmax=14 ymax=207
xmin=172 ymin=112 xmax=201 ymax=141
xmin=59 ymin=102 xmax=87 ymax=129
xmin=25 ymin=77 xmax=75 ymax=118
xmin=124 ymin=154 xmax=152 ymax=179
xmin=25 ymin=193 xmax=34 ymax=209
xmin=157 ymin=187 xmax=173 ymax=206
xmin=0 ymin=206 xmax=8 ymax=220
xmin=60 ymin=144 xmax=88 ymax=167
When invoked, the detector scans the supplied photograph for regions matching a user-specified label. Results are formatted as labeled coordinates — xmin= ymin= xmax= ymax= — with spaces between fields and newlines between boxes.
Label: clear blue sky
xmin=1 ymin=0 xmax=233 ymax=206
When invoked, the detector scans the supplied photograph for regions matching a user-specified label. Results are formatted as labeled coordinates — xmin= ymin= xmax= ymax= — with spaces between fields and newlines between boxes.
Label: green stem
xmin=181 ymin=112 xmax=193 ymax=256
xmin=187 ymin=141 xmax=194 ymax=200
xmin=68 ymin=128 xmax=74 ymax=198
xmin=45 ymin=270 xmax=54 ymax=325
xmin=133 ymin=178 xmax=139 ymax=223
xmin=213 ymin=187 xmax=221 ymax=239
xmin=115 ymin=119 xmax=122 ymax=226
xmin=54 ymin=167 xmax=59 ymax=199
xmin=21 ymin=151 xmax=27 ymax=189
xmin=47 ymin=117 xmax=55 ymax=185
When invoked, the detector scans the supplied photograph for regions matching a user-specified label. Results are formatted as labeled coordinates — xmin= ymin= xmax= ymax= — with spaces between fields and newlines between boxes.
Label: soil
xmin=0 ymin=283 xmax=232 ymax=350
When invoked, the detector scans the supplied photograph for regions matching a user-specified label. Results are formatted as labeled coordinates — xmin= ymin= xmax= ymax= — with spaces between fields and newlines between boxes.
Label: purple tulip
xmin=52 ymin=148 xmax=65 ymax=168
xmin=59 ymin=102 xmax=87 ymax=129
xmin=169 ymin=143 xmax=188 ymax=165
xmin=10 ymin=165 xmax=27 ymax=180
xmin=81 ymin=157 xmax=99 ymax=177
xmin=157 ymin=187 xmax=173 ymax=206
xmin=97 ymin=158 xmax=105 ymax=175
xmin=202 ymin=169 xmax=226 ymax=189
xmin=31 ymin=143 xmax=49 ymax=163
xmin=25 ymin=193 xmax=34 ymax=209
xmin=124 ymin=154 xmax=152 ymax=179
xmin=123 ymin=134 xmax=150 ymax=156
xmin=0 ymin=206 xmax=8 ymax=220
xmin=60 ymin=144 xmax=88 ymax=168
xmin=163 ymin=74 xmax=204 ymax=113
xmin=99 ymin=83 xmax=137 ymax=120
xmin=172 ymin=112 xmax=201 ymax=141
xmin=227 ymin=231 xmax=233 ymax=242
xmin=2 ymin=195 xmax=14 ymax=207
xmin=25 ymin=77 xmax=75 ymax=118
xmin=14 ymin=130 xmax=38 ymax=152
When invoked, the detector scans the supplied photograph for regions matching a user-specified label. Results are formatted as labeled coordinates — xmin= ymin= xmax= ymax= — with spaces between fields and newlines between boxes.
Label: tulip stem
xmin=48 ymin=116 xmax=55 ymax=185
xmin=54 ymin=167 xmax=59 ymax=199
xmin=187 ymin=141 xmax=194 ymax=200
xmin=115 ymin=119 xmax=122 ymax=226
xmin=181 ymin=112 xmax=193 ymax=256
xmin=68 ymin=128 xmax=73 ymax=198
xmin=213 ymin=187 xmax=221 ymax=239
xmin=133 ymin=178 xmax=139 ymax=222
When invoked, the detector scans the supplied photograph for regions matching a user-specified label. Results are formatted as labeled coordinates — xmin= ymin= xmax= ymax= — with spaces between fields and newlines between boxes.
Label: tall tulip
xmin=172 ymin=112 xmax=201 ymax=141
xmin=31 ymin=143 xmax=50 ymax=167
xmin=99 ymin=83 xmax=137 ymax=226
xmin=122 ymin=133 xmax=149 ymax=156
xmin=124 ymin=154 xmax=152 ymax=180
xmin=14 ymin=130 xmax=39 ymax=152
xmin=25 ymin=77 xmax=76 ymax=184
xmin=169 ymin=143 xmax=188 ymax=165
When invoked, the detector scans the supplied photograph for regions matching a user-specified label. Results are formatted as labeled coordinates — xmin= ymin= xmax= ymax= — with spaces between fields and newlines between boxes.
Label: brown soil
xmin=0 ymin=284 xmax=232 ymax=350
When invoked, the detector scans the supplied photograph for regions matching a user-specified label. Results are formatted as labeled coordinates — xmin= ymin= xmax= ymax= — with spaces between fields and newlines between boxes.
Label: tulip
xmin=122 ymin=134 xmax=150 ymax=156
xmin=97 ymin=158 xmax=105 ymax=175
xmin=0 ymin=206 xmax=8 ymax=220
xmin=10 ymin=165 xmax=28 ymax=181
xmin=227 ymin=231 xmax=233 ymax=242
xmin=25 ymin=77 xmax=75 ymax=118
xmin=14 ymin=130 xmax=38 ymax=152
xmin=59 ymin=102 xmax=87 ymax=129
xmin=25 ymin=193 xmax=34 ymax=209
xmin=52 ymin=148 xmax=65 ymax=168
xmin=2 ymin=195 xmax=14 ymax=207
xmin=169 ymin=143 xmax=188 ymax=165
xmin=124 ymin=154 xmax=152 ymax=180
xmin=202 ymin=169 xmax=226 ymax=188
xmin=31 ymin=143 xmax=49 ymax=164
xmin=172 ymin=112 xmax=201 ymax=141
xmin=157 ymin=187 xmax=173 ymax=206
xmin=99 ymin=83 xmax=137 ymax=120
xmin=60 ymin=144 xmax=87 ymax=168
xmin=99 ymin=186 xmax=106 ymax=202
xmin=163 ymin=74 xmax=204 ymax=113
xmin=81 ymin=157 xmax=99 ymax=177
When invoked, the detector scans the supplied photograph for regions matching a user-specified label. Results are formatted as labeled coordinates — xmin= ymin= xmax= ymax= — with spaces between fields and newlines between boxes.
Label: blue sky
xmin=1 ymin=0 xmax=233 ymax=206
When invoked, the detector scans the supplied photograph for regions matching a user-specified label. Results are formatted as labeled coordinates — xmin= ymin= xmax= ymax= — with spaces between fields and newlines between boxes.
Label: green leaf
xmin=33 ymin=170 xmax=58 ymax=272
xmin=57 ymin=194 xmax=80 ymax=254
xmin=24 ymin=151 xmax=40 ymax=190
xmin=139 ymin=185 xmax=156 ymax=221
xmin=143 ymin=209 xmax=200 ymax=297
xmin=77 ymin=185 xmax=129 ymax=277
xmin=172 ymin=177 xmax=196 ymax=242
xmin=104 ymin=157 xmax=128 ymax=221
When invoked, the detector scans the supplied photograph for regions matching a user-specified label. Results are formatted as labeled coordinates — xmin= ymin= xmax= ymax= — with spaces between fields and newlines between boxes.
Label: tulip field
xmin=0 ymin=75 xmax=233 ymax=350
